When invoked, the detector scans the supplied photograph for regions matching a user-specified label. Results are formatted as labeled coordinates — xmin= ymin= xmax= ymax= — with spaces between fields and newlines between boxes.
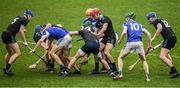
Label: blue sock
xmin=60 ymin=64 xmax=65 ymax=71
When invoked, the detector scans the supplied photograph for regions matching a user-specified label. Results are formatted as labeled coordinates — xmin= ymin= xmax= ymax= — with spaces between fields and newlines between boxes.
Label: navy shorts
xmin=101 ymin=37 xmax=116 ymax=46
xmin=81 ymin=40 xmax=100 ymax=55
xmin=162 ymin=36 xmax=176 ymax=50
xmin=1 ymin=31 xmax=16 ymax=44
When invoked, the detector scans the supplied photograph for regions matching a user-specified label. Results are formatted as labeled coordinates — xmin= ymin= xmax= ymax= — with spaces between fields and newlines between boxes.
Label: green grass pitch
xmin=0 ymin=0 xmax=180 ymax=87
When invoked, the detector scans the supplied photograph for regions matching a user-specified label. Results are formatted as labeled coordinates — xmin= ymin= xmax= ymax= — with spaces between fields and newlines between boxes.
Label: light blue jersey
xmin=42 ymin=27 xmax=68 ymax=40
xmin=123 ymin=19 xmax=145 ymax=42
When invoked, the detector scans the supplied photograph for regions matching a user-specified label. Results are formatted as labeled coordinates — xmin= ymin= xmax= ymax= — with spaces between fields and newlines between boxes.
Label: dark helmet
xmin=146 ymin=12 xmax=156 ymax=20
xmin=24 ymin=9 xmax=33 ymax=17
xmin=125 ymin=12 xmax=136 ymax=20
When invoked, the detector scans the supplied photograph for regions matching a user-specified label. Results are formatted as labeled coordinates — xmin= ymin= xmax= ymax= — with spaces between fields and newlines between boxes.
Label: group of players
xmin=1 ymin=8 xmax=179 ymax=82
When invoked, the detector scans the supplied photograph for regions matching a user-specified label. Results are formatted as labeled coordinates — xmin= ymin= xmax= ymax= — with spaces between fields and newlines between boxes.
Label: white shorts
xmin=56 ymin=34 xmax=72 ymax=49
xmin=124 ymin=41 xmax=145 ymax=55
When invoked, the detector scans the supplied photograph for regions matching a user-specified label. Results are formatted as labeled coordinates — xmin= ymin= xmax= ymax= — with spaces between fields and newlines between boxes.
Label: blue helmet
xmin=24 ymin=9 xmax=33 ymax=17
xmin=146 ymin=12 xmax=156 ymax=20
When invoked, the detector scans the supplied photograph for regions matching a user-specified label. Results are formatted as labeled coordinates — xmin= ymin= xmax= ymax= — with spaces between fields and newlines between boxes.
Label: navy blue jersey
xmin=5 ymin=16 xmax=29 ymax=36
xmin=123 ymin=19 xmax=145 ymax=42
xmin=153 ymin=19 xmax=176 ymax=39
xmin=78 ymin=30 xmax=98 ymax=43
xmin=96 ymin=15 xmax=115 ymax=39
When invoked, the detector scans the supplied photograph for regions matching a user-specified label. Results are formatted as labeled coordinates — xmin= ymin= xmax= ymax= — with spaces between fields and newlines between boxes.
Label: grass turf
xmin=0 ymin=0 xmax=180 ymax=87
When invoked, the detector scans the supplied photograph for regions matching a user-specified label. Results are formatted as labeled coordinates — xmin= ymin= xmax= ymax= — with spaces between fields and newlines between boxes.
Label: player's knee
xmin=16 ymin=51 xmax=21 ymax=57
xmin=159 ymin=55 xmax=165 ymax=59
xmin=74 ymin=55 xmax=80 ymax=59
xmin=63 ymin=54 xmax=69 ymax=59
xmin=119 ymin=55 xmax=125 ymax=59
xmin=104 ymin=51 xmax=110 ymax=56
xmin=49 ymin=51 xmax=54 ymax=56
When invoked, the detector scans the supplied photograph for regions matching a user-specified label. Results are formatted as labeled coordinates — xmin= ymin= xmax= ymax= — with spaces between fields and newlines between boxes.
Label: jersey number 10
xmin=130 ymin=23 xmax=142 ymax=31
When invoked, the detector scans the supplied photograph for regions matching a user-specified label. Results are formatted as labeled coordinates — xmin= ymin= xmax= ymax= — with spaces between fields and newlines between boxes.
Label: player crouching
xmin=30 ymin=25 xmax=72 ymax=76
xmin=61 ymin=27 xmax=111 ymax=76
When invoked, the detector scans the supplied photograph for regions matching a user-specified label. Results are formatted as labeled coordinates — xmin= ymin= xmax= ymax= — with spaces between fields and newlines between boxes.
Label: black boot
xmin=170 ymin=67 xmax=179 ymax=78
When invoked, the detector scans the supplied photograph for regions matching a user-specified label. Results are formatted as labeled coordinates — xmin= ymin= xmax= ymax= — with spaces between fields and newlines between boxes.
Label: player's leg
xmin=44 ymin=50 xmax=53 ymax=72
xmin=113 ymin=49 xmax=129 ymax=80
xmin=49 ymin=45 xmax=65 ymax=73
xmin=104 ymin=43 xmax=117 ymax=72
xmin=5 ymin=45 xmax=14 ymax=65
xmin=4 ymin=43 xmax=21 ymax=76
xmin=160 ymin=48 xmax=179 ymax=78
xmin=138 ymin=53 xmax=150 ymax=81
xmin=91 ymin=42 xmax=105 ymax=74
xmin=136 ymin=42 xmax=150 ymax=81
xmin=8 ymin=43 xmax=21 ymax=64
xmin=62 ymin=48 xmax=71 ymax=66
xmin=96 ymin=52 xmax=110 ymax=71
xmin=167 ymin=54 xmax=172 ymax=62
xmin=57 ymin=50 xmax=67 ymax=66
xmin=91 ymin=41 xmax=110 ymax=74
xmin=67 ymin=49 xmax=84 ymax=71
xmin=91 ymin=55 xmax=100 ymax=74
xmin=100 ymin=52 xmax=109 ymax=73
xmin=160 ymin=48 xmax=174 ymax=68
xmin=77 ymin=54 xmax=89 ymax=69
xmin=3 ymin=45 xmax=14 ymax=76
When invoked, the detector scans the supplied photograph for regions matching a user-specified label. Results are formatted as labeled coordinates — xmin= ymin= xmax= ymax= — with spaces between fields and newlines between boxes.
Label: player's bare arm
xmin=151 ymin=23 xmax=162 ymax=42
xmin=31 ymin=36 xmax=47 ymax=52
xmin=143 ymin=28 xmax=152 ymax=47
xmin=118 ymin=27 xmax=127 ymax=44
xmin=19 ymin=25 xmax=28 ymax=46
xmin=97 ymin=23 xmax=108 ymax=37
xmin=69 ymin=31 xmax=79 ymax=35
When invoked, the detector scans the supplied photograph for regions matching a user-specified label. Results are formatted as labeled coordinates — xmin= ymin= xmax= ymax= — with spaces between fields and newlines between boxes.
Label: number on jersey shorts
xmin=56 ymin=34 xmax=72 ymax=49
xmin=123 ymin=41 xmax=145 ymax=55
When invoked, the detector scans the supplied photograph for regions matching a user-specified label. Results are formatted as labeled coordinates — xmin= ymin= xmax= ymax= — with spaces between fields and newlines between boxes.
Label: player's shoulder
xmin=83 ymin=17 xmax=91 ymax=23
xmin=153 ymin=18 xmax=163 ymax=26
xmin=155 ymin=18 xmax=163 ymax=23
xmin=123 ymin=21 xmax=128 ymax=26
xmin=16 ymin=16 xmax=25 ymax=20
xmin=18 ymin=16 xmax=29 ymax=23
xmin=101 ymin=15 xmax=109 ymax=20
xmin=123 ymin=20 xmax=133 ymax=25
xmin=100 ymin=15 xmax=111 ymax=23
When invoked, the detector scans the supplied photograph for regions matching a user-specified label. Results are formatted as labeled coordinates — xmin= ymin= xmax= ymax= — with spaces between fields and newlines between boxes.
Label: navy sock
xmin=95 ymin=62 xmax=99 ymax=71
xmin=60 ymin=64 xmax=65 ymax=71
xmin=171 ymin=66 xmax=177 ymax=73
xmin=112 ymin=62 xmax=117 ymax=71
xmin=6 ymin=64 xmax=11 ymax=70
